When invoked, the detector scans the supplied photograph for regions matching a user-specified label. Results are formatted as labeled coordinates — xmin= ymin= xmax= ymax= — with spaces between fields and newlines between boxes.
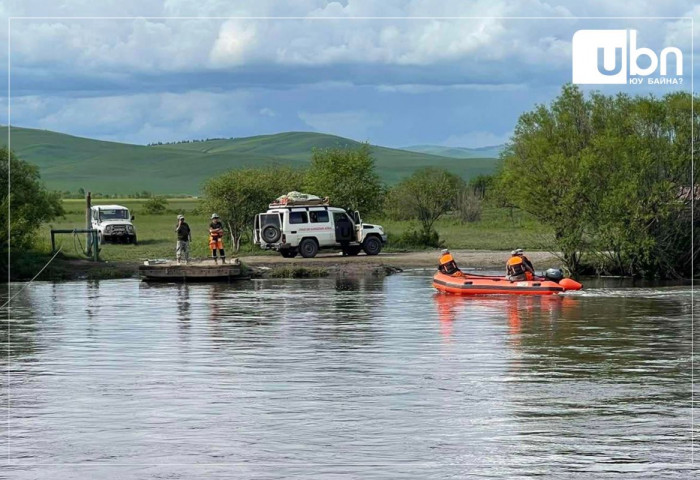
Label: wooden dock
xmin=139 ymin=259 xmax=247 ymax=282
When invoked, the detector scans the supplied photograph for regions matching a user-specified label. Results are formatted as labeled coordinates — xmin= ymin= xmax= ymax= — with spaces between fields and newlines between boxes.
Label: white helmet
xmin=511 ymin=248 xmax=524 ymax=256
xmin=441 ymin=249 xmax=450 ymax=255
xmin=211 ymin=213 xmax=219 ymax=219
xmin=177 ymin=214 xmax=184 ymax=220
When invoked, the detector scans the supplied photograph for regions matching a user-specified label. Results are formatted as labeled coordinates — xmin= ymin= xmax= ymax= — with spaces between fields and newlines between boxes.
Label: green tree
xmin=201 ymin=166 xmax=304 ymax=253
xmin=0 ymin=147 xmax=64 ymax=274
xmin=143 ymin=195 xmax=168 ymax=215
xmin=385 ymin=167 xmax=465 ymax=242
xmin=468 ymin=174 xmax=494 ymax=199
xmin=305 ymin=143 xmax=383 ymax=215
xmin=500 ymin=84 xmax=697 ymax=277
xmin=500 ymin=84 xmax=591 ymax=271
xmin=583 ymin=91 xmax=696 ymax=277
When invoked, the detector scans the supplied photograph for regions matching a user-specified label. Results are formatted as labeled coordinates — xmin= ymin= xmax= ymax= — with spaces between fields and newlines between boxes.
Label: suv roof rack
xmin=269 ymin=196 xmax=330 ymax=208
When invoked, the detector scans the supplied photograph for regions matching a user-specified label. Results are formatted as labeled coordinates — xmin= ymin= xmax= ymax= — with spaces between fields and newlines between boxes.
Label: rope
xmin=1 ymin=246 xmax=63 ymax=309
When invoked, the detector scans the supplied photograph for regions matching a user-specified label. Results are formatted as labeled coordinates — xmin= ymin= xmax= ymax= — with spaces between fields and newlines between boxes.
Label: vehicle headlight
xmin=104 ymin=226 xmax=112 ymax=234
xmin=127 ymin=225 xmax=134 ymax=233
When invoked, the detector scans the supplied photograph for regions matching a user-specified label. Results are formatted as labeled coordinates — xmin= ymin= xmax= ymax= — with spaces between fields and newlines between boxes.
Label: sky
xmin=0 ymin=0 xmax=697 ymax=148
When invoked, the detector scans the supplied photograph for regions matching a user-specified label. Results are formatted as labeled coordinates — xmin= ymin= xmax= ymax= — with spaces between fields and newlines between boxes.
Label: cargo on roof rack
xmin=269 ymin=191 xmax=330 ymax=208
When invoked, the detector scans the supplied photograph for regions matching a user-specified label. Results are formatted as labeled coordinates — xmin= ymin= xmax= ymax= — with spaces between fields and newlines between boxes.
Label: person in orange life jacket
xmin=209 ymin=213 xmax=226 ymax=264
xmin=506 ymin=248 xmax=536 ymax=281
xmin=438 ymin=249 xmax=463 ymax=277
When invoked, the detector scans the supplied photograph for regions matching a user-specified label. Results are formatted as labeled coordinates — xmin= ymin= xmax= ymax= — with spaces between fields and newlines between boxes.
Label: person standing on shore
xmin=175 ymin=214 xmax=191 ymax=265
xmin=209 ymin=213 xmax=226 ymax=264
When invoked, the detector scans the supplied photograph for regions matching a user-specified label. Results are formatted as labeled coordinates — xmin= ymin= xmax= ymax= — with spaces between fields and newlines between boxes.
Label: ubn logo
xmin=572 ymin=30 xmax=683 ymax=84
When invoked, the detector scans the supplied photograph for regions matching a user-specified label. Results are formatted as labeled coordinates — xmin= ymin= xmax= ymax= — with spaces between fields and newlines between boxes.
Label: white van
xmin=254 ymin=202 xmax=387 ymax=258
xmin=90 ymin=205 xmax=137 ymax=244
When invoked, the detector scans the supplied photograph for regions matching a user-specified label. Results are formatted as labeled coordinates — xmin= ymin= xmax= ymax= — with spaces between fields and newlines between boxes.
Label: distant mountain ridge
xmin=3 ymin=126 xmax=499 ymax=195
xmin=401 ymin=144 xmax=505 ymax=159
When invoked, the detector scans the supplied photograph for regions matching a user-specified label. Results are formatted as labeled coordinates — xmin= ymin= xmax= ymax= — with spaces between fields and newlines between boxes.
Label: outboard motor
xmin=544 ymin=268 xmax=564 ymax=283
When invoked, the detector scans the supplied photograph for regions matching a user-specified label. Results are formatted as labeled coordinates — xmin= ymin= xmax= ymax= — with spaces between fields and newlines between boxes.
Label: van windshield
xmin=99 ymin=209 xmax=129 ymax=221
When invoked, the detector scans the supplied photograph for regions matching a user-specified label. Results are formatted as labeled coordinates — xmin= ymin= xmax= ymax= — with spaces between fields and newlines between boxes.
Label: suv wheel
xmin=280 ymin=248 xmax=297 ymax=258
xmin=362 ymin=236 xmax=382 ymax=256
xmin=299 ymin=238 xmax=319 ymax=258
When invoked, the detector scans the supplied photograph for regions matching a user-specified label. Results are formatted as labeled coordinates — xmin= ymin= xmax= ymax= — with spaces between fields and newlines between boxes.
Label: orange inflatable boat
xmin=433 ymin=271 xmax=582 ymax=296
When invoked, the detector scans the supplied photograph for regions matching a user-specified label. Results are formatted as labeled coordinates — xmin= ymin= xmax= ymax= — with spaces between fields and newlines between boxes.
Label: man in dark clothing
xmin=175 ymin=214 xmax=191 ymax=264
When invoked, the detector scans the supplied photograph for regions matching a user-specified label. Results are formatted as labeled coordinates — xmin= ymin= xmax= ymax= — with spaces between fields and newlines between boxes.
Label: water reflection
xmin=2 ymin=276 xmax=695 ymax=478
xmin=433 ymin=293 xmax=580 ymax=343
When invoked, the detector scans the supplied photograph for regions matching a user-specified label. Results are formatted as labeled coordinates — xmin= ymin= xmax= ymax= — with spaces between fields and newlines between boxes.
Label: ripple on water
xmin=1 ymin=276 xmax=695 ymax=479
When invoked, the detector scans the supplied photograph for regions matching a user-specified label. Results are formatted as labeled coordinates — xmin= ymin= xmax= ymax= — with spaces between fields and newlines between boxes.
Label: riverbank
xmin=9 ymin=249 xmax=561 ymax=281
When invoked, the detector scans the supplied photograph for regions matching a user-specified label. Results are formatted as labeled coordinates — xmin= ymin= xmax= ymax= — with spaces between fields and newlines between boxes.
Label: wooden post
xmin=92 ymin=232 xmax=99 ymax=262
xmin=85 ymin=191 xmax=92 ymax=256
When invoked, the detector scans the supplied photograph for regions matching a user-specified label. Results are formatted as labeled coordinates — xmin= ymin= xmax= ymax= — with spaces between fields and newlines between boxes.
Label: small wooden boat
xmin=139 ymin=259 xmax=246 ymax=282
xmin=433 ymin=271 xmax=582 ymax=296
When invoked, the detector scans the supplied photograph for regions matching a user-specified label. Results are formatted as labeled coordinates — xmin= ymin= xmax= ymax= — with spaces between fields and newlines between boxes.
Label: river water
xmin=1 ymin=274 xmax=696 ymax=479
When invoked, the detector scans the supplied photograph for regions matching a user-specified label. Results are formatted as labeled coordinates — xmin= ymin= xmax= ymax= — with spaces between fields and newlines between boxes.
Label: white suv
xmin=90 ymin=205 xmax=137 ymax=244
xmin=254 ymin=202 xmax=387 ymax=258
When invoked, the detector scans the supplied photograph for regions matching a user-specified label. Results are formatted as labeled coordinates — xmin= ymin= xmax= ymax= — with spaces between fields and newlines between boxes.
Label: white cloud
xmin=2 ymin=1 xmax=697 ymax=81
xmin=376 ymin=83 xmax=527 ymax=94
xmin=259 ymin=107 xmax=276 ymax=117
xmin=209 ymin=20 xmax=259 ymax=67
xmin=11 ymin=90 xmax=253 ymax=144
xmin=298 ymin=110 xmax=383 ymax=141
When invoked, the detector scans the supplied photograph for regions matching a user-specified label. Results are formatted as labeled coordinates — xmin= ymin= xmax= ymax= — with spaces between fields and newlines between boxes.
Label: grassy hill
xmin=4 ymin=126 xmax=499 ymax=195
xmin=401 ymin=144 xmax=505 ymax=159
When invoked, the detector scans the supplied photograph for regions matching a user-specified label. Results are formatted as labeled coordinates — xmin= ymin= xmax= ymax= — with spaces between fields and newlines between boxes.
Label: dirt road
xmin=242 ymin=249 xmax=560 ymax=275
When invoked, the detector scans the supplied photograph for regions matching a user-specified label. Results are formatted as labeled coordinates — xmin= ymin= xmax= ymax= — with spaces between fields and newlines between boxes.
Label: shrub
xmin=143 ymin=196 xmax=168 ymax=214
xmin=456 ymin=188 xmax=483 ymax=223
xmin=390 ymin=227 xmax=443 ymax=249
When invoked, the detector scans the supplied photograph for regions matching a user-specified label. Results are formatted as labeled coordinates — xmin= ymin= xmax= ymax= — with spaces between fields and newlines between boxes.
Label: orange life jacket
xmin=507 ymin=256 xmax=526 ymax=276
xmin=439 ymin=253 xmax=459 ymax=275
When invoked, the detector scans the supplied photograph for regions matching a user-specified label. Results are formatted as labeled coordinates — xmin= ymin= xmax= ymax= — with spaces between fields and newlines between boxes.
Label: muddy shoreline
xmin=15 ymin=249 xmax=562 ymax=281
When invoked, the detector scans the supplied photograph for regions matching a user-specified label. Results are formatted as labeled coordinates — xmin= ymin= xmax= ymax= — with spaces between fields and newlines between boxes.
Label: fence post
xmin=93 ymin=232 xmax=99 ymax=262
xmin=85 ymin=192 xmax=92 ymax=256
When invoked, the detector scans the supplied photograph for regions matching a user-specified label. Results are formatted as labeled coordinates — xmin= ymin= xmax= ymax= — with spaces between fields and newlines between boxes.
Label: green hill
xmin=4 ymin=126 xmax=499 ymax=195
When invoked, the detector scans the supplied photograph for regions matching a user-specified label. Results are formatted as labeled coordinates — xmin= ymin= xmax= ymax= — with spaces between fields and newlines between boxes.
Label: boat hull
xmin=433 ymin=272 xmax=581 ymax=295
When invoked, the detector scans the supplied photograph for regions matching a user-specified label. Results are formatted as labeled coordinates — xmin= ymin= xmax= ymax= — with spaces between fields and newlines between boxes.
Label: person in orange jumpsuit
xmin=209 ymin=213 xmax=226 ymax=264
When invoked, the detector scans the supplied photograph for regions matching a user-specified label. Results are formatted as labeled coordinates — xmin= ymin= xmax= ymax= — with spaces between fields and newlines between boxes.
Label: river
xmin=1 ymin=274 xmax=696 ymax=478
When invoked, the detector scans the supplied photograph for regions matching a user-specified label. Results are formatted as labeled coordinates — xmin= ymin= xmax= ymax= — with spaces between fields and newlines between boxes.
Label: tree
xmin=500 ymin=84 xmax=697 ymax=277
xmin=0 ymin=147 xmax=64 ymax=274
xmin=468 ymin=174 xmax=494 ymax=199
xmin=500 ymin=84 xmax=591 ymax=272
xmin=200 ymin=166 xmax=304 ymax=253
xmin=385 ymin=167 xmax=465 ymax=240
xmin=305 ymin=143 xmax=383 ymax=215
xmin=143 ymin=195 xmax=168 ymax=215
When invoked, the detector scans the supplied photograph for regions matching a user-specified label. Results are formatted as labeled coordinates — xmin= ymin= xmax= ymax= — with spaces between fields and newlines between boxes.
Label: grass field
xmin=5 ymin=126 xmax=499 ymax=195
xmin=37 ymin=199 xmax=553 ymax=263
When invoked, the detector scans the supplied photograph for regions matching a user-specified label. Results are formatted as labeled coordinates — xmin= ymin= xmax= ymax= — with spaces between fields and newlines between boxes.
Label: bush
xmin=384 ymin=167 xmax=465 ymax=235
xmin=456 ymin=188 xmax=482 ymax=223
xmin=390 ymin=227 xmax=443 ymax=249
xmin=143 ymin=196 xmax=168 ymax=215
